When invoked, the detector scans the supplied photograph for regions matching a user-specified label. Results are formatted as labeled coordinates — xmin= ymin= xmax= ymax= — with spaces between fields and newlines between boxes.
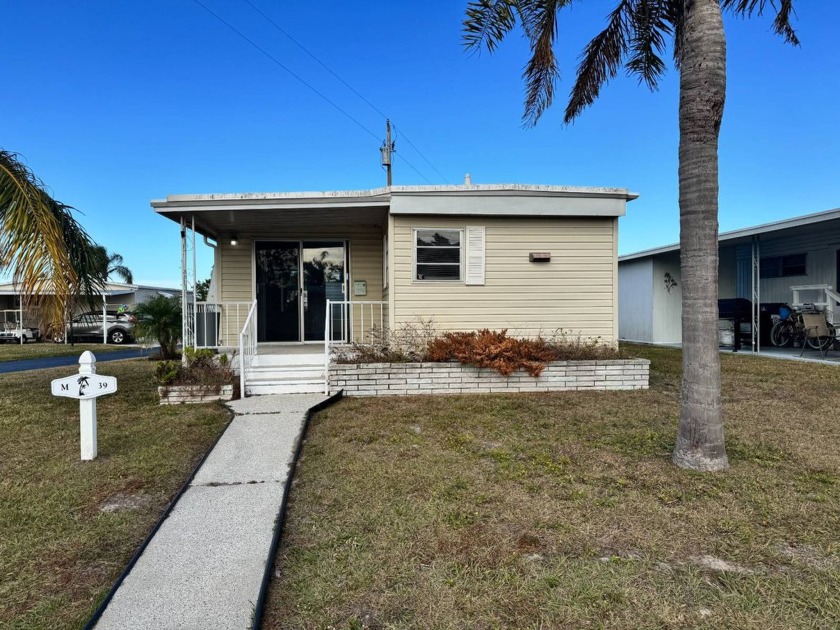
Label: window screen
xmin=415 ymin=229 xmax=461 ymax=281
xmin=759 ymin=253 xmax=807 ymax=279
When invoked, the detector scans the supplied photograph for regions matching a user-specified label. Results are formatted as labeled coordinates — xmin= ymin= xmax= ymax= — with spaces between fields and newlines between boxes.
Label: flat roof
xmin=0 ymin=281 xmax=179 ymax=297
xmin=152 ymin=184 xmax=639 ymax=207
xmin=619 ymin=206 xmax=840 ymax=262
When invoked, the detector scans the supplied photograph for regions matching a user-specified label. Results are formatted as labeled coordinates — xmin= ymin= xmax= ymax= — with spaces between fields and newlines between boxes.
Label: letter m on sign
xmin=61 ymin=384 xmax=69 ymax=391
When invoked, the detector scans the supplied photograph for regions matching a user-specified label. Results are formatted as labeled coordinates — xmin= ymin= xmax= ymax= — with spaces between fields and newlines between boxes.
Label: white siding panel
xmin=618 ymin=259 xmax=654 ymax=342
xmin=652 ymin=253 xmax=683 ymax=344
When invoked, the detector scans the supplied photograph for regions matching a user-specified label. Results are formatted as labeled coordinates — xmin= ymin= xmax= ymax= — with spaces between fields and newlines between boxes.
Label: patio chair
xmin=800 ymin=313 xmax=836 ymax=358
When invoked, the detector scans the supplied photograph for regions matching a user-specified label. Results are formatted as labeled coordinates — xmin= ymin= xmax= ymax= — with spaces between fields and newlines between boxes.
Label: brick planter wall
xmin=158 ymin=384 xmax=235 ymax=405
xmin=330 ymin=360 xmax=649 ymax=396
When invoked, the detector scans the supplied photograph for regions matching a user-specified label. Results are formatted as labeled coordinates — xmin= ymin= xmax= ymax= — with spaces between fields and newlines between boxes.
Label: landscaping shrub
xmin=335 ymin=318 xmax=438 ymax=364
xmin=133 ymin=295 xmax=181 ymax=359
xmin=342 ymin=324 xmax=626 ymax=377
xmin=154 ymin=348 xmax=236 ymax=390
xmin=427 ymin=329 xmax=558 ymax=376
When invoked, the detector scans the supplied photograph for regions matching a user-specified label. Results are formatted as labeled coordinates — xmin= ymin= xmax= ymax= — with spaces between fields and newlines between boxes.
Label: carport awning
xmin=152 ymin=193 xmax=390 ymax=239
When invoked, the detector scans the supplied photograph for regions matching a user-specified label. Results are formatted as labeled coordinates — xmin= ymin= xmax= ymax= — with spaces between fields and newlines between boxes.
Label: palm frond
xmin=664 ymin=1 xmax=684 ymax=69
xmin=0 ymin=150 xmax=103 ymax=325
xmin=519 ymin=0 xmax=567 ymax=125
xmin=463 ymin=0 xmax=519 ymax=53
xmin=109 ymin=265 xmax=133 ymax=284
xmin=721 ymin=0 xmax=800 ymax=45
xmin=565 ymin=0 xmax=635 ymax=123
xmin=626 ymin=0 xmax=671 ymax=89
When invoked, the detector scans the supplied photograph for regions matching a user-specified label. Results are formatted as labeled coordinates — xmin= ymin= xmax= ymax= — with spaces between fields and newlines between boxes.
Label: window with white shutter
xmin=465 ymin=226 xmax=485 ymax=286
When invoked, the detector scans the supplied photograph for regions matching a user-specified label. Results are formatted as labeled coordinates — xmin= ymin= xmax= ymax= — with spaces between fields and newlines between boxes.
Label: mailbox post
xmin=50 ymin=351 xmax=118 ymax=461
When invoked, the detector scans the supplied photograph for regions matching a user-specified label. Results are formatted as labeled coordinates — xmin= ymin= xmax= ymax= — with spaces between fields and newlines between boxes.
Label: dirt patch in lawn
xmin=263 ymin=344 xmax=840 ymax=629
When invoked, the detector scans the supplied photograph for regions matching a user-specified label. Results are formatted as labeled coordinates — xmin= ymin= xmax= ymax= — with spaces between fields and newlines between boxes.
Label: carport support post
xmin=102 ymin=296 xmax=107 ymax=344
xmin=79 ymin=352 xmax=98 ymax=461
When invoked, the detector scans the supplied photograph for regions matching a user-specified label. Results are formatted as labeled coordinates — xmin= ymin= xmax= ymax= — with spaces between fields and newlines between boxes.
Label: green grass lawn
xmin=0 ymin=342 xmax=131 ymax=362
xmin=0 ymin=360 xmax=230 ymax=629
xmin=264 ymin=345 xmax=840 ymax=629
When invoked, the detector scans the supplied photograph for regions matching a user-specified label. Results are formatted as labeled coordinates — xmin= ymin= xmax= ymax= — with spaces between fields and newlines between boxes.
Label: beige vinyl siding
xmin=220 ymin=241 xmax=252 ymax=303
xmin=392 ymin=216 xmax=618 ymax=343
xmin=216 ymin=228 xmax=384 ymax=341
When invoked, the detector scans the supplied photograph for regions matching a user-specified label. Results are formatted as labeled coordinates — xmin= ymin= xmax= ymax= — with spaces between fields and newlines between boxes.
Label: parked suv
xmin=64 ymin=311 xmax=136 ymax=344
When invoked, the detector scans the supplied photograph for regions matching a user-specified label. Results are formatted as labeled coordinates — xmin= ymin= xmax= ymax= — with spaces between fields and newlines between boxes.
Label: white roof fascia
xmin=390 ymin=184 xmax=638 ymax=200
xmin=619 ymin=207 xmax=840 ymax=263
xmin=151 ymin=184 xmax=638 ymax=215
xmin=0 ymin=281 xmax=141 ymax=297
xmin=390 ymin=187 xmax=634 ymax=218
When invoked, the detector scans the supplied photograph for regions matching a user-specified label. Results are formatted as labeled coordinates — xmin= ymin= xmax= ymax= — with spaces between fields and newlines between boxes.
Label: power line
xmin=241 ymin=0 xmax=389 ymax=121
xmin=240 ymin=0 xmax=450 ymax=184
xmin=192 ymin=0 xmax=380 ymax=143
xmin=392 ymin=124 xmax=451 ymax=184
xmin=395 ymin=153 xmax=433 ymax=185
xmin=193 ymin=0 xmax=443 ymax=185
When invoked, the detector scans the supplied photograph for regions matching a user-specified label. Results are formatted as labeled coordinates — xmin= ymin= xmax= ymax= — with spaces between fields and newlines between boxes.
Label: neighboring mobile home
xmin=618 ymin=207 xmax=840 ymax=348
xmin=0 ymin=281 xmax=181 ymax=340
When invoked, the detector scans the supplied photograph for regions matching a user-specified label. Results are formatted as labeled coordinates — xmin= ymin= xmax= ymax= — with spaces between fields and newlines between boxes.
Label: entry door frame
xmin=252 ymin=238 xmax=350 ymax=344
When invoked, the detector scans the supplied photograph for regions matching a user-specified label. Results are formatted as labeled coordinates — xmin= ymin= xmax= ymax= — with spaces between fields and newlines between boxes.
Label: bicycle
xmin=770 ymin=303 xmax=836 ymax=350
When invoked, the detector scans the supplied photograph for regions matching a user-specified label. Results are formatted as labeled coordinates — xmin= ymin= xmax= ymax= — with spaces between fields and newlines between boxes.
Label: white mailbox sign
xmin=51 ymin=374 xmax=117 ymax=399
xmin=50 ymin=351 xmax=117 ymax=461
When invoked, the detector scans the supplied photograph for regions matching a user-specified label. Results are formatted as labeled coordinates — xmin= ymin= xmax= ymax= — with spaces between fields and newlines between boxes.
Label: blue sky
xmin=2 ymin=1 xmax=838 ymax=286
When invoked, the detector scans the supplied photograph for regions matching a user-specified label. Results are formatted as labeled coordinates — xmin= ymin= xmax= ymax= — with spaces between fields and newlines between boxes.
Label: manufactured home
xmin=618 ymin=207 xmax=840 ymax=349
xmin=153 ymin=184 xmax=637 ymax=394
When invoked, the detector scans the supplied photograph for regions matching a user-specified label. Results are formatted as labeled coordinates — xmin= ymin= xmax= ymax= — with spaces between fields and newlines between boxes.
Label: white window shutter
xmin=383 ymin=233 xmax=388 ymax=289
xmin=465 ymin=226 xmax=485 ymax=286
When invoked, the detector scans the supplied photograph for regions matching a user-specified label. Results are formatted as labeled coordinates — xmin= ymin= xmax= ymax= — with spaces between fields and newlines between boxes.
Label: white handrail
xmin=239 ymin=301 xmax=258 ymax=397
xmin=324 ymin=299 xmax=331 ymax=395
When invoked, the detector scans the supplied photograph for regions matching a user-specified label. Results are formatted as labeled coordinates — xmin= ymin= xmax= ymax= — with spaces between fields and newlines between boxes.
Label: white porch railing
xmin=324 ymin=300 xmax=388 ymax=394
xmin=239 ymin=301 xmax=258 ymax=397
xmin=195 ymin=302 xmax=253 ymax=348
xmin=791 ymin=284 xmax=837 ymax=324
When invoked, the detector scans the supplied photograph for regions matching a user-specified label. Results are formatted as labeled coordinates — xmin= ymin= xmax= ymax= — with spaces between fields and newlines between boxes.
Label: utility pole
xmin=380 ymin=118 xmax=394 ymax=186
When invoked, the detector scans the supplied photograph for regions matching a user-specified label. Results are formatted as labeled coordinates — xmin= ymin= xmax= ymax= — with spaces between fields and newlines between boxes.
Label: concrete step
xmin=251 ymin=353 xmax=324 ymax=368
xmin=247 ymin=366 xmax=324 ymax=379
xmin=246 ymin=380 xmax=325 ymax=395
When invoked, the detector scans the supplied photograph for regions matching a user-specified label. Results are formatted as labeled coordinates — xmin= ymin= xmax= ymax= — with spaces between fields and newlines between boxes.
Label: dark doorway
xmin=836 ymin=249 xmax=840 ymax=293
xmin=302 ymin=242 xmax=346 ymax=341
xmin=255 ymin=242 xmax=300 ymax=342
xmin=255 ymin=241 xmax=347 ymax=342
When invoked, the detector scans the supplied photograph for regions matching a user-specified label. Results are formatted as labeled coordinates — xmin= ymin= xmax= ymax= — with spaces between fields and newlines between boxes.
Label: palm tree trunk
xmin=673 ymin=0 xmax=729 ymax=471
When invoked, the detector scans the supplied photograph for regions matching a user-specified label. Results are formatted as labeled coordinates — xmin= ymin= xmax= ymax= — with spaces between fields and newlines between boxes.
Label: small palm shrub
xmin=133 ymin=295 xmax=181 ymax=359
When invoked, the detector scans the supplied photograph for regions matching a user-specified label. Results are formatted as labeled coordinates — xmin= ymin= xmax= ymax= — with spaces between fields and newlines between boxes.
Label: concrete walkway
xmin=94 ymin=393 xmax=327 ymax=630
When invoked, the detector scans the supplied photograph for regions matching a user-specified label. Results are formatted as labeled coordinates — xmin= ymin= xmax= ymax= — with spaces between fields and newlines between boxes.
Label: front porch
xmin=154 ymin=190 xmax=392 ymax=396
xmin=203 ymin=300 xmax=386 ymax=396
